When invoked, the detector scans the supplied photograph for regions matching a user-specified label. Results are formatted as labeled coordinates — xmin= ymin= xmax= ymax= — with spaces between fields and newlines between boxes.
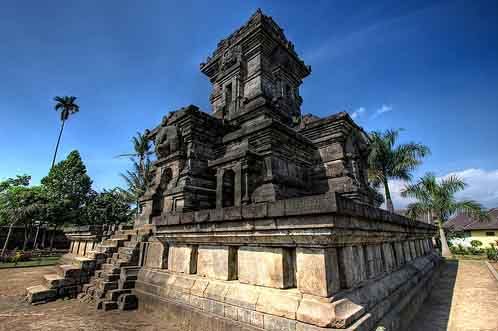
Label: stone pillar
xmin=69 ymin=241 xmax=74 ymax=254
xmin=365 ymin=244 xmax=384 ymax=278
xmin=382 ymin=243 xmax=396 ymax=272
xmin=403 ymin=242 xmax=412 ymax=262
xmin=394 ymin=242 xmax=405 ymax=266
xmin=409 ymin=241 xmax=417 ymax=258
xmin=238 ymin=247 xmax=294 ymax=289
xmin=168 ymin=244 xmax=198 ymax=274
xmin=339 ymin=245 xmax=367 ymax=288
xmin=296 ymin=247 xmax=341 ymax=297
xmin=234 ymin=165 xmax=242 ymax=207
xmin=216 ymin=169 xmax=224 ymax=209
xmin=197 ymin=245 xmax=237 ymax=280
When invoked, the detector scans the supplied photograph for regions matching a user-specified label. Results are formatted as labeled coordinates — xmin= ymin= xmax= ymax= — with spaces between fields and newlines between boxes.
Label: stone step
xmin=102 ymin=263 xmax=120 ymax=274
xmin=110 ymin=234 xmax=130 ymax=241
xmin=95 ymin=279 xmax=119 ymax=292
xmin=96 ymin=299 xmax=118 ymax=311
xmin=99 ymin=272 xmax=120 ymax=282
xmin=26 ymin=285 xmax=56 ymax=304
xmin=118 ymin=279 xmax=135 ymax=289
xmin=43 ymin=274 xmax=70 ymax=289
xmin=96 ymin=245 xmax=118 ymax=254
xmin=106 ymin=288 xmax=131 ymax=301
xmin=118 ymin=293 xmax=138 ymax=310
xmin=123 ymin=241 xmax=138 ymax=248
xmin=71 ymin=256 xmax=96 ymax=270
xmin=120 ymin=266 xmax=141 ymax=277
xmin=118 ymin=246 xmax=136 ymax=256
xmin=57 ymin=264 xmax=81 ymax=279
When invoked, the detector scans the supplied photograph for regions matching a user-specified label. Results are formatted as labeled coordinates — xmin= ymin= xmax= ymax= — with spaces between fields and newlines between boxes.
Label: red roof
xmin=445 ymin=208 xmax=498 ymax=231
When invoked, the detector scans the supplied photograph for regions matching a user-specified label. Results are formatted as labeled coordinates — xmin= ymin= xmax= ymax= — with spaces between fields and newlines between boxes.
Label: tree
xmin=0 ymin=179 xmax=46 ymax=255
xmin=119 ymin=131 xmax=153 ymax=215
xmin=401 ymin=173 xmax=488 ymax=257
xmin=51 ymin=96 xmax=80 ymax=169
xmin=41 ymin=150 xmax=92 ymax=248
xmin=83 ymin=189 xmax=133 ymax=225
xmin=368 ymin=129 xmax=430 ymax=213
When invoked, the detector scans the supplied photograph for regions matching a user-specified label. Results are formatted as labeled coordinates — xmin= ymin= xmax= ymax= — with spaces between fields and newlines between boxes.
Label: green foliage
xmin=0 ymin=175 xmax=31 ymax=193
xmin=83 ymin=188 xmax=133 ymax=225
xmin=120 ymin=131 xmax=153 ymax=214
xmin=41 ymin=150 xmax=92 ymax=226
xmin=486 ymin=245 xmax=498 ymax=262
xmin=54 ymin=96 xmax=79 ymax=121
xmin=368 ymin=129 xmax=430 ymax=212
xmin=402 ymin=173 xmax=488 ymax=224
xmin=0 ymin=183 xmax=47 ymax=226
xmin=470 ymin=240 xmax=483 ymax=248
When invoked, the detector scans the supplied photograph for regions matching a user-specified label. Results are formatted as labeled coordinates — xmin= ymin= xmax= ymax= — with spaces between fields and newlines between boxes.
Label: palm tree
xmin=368 ymin=129 xmax=430 ymax=213
xmin=119 ymin=132 xmax=153 ymax=215
xmin=401 ymin=173 xmax=488 ymax=257
xmin=117 ymin=131 xmax=153 ymax=180
xmin=52 ymin=96 xmax=80 ymax=168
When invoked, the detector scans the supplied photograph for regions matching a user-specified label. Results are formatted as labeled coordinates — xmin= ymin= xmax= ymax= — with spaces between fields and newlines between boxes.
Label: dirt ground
xmin=0 ymin=266 xmax=180 ymax=331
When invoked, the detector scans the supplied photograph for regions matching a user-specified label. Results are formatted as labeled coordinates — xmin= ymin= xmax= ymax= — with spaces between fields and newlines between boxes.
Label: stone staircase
xmin=26 ymin=228 xmax=148 ymax=310
xmin=78 ymin=230 xmax=146 ymax=311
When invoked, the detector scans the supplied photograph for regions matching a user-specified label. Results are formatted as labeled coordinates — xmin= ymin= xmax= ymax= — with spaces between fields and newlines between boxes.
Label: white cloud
xmin=350 ymin=107 xmax=365 ymax=119
xmin=373 ymin=104 xmax=393 ymax=117
xmin=383 ymin=168 xmax=498 ymax=211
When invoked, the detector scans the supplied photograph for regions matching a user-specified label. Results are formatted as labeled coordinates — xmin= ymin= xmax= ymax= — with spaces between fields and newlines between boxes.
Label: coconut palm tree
xmin=51 ymin=96 xmax=80 ymax=168
xmin=368 ymin=129 xmax=430 ymax=213
xmin=117 ymin=131 xmax=153 ymax=179
xmin=119 ymin=132 xmax=154 ymax=215
xmin=401 ymin=173 xmax=488 ymax=257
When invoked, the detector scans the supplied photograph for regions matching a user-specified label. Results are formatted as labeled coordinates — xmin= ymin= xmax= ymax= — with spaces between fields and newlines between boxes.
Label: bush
xmin=0 ymin=250 xmax=32 ymax=263
xmin=451 ymin=244 xmax=468 ymax=255
xmin=486 ymin=248 xmax=498 ymax=262
xmin=470 ymin=240 xmax=483 ymax=248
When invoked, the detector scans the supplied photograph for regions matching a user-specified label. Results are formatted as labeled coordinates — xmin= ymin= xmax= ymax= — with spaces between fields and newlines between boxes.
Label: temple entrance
xmin=222 ymin=169 xmax=235 ymax=207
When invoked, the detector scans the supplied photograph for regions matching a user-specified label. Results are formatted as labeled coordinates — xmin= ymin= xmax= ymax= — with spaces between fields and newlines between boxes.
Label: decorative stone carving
xmin=154 ymin=116 xmax=182 ymax=159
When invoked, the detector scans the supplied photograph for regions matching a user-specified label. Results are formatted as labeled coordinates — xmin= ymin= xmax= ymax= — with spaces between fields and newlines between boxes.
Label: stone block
xmin=167 ymin=244 xmax=197 ymax=274
xmin=205 ymin=298 xmax=225 ymax=316
xmin=203 ymin=282 xmax=230 ymax=302
xmin=145 ymin=240 xmax=168 ymax=269
xmin=339 ymin=246 xmax=367 ymax=288
xmin=381 ymin=243 xmax=396 ymax=272
xmin=256 ymin=289 xmax=300 ymax=319
xmin=296 ymin=298 xmax=364 ymax=328
xmin=26 ymin=285 xmax=56 ymax=303
xmin=237 ymin=308 xmax=264 ymax=329
xmin=190 ymin=278 xmax=210 ymax=297
xmin=242 ymin=203 xmax=268 ymax=219
xmin=296 ymin=247 xmax=340 ymax=297
xmin=238 ymin=246 xmax=294 ymax=288
xmin=190 ymin=295 xmax=208 ymax=310
xmin=197 ymin=245 xmax=237 ymax=280
xmin=264 ymin=314 xmax=297 ymax=331
xmin=365 ymin=244 xmax=384 ymax=278
xmin=43 ymin=274 xmax=67 ymax=289
xmin=225 ymin=283 xmax=260 ymax=310
xmin=403 ymin=242 xmax=412 ymax=262
xmin=394 ymin=242 xmax=405 ymax=266
xmin=224 ymin=304 xmax=238 ymax=320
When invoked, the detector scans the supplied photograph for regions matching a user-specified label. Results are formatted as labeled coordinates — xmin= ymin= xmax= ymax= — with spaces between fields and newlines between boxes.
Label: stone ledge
xmin=135 ymin=252 xmax=440 ymax=330
xmin=153 ymin=194 xmax=435 ymax=233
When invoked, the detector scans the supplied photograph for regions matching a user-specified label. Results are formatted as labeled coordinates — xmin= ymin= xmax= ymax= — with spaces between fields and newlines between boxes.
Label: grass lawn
xmin=0 ymin=255 xmax=61 ymax=269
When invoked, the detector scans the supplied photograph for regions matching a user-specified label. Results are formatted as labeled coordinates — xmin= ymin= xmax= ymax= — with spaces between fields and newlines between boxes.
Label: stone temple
xmin=26 ymin=9 xmax=441 ymax=331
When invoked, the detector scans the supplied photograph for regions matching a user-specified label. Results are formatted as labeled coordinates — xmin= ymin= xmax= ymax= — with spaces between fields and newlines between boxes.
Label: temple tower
xmin=200 ymin=9 xmax=311 ymax=127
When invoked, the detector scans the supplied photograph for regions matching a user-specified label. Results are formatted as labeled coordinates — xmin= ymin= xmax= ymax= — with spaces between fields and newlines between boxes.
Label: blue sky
xmin=1 ymin=0 xmax=497 ymax=208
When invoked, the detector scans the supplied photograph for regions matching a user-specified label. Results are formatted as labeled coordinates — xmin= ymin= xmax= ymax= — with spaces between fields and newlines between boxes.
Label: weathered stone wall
xmin=134 ymin=193 xmax=439 ymax=331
